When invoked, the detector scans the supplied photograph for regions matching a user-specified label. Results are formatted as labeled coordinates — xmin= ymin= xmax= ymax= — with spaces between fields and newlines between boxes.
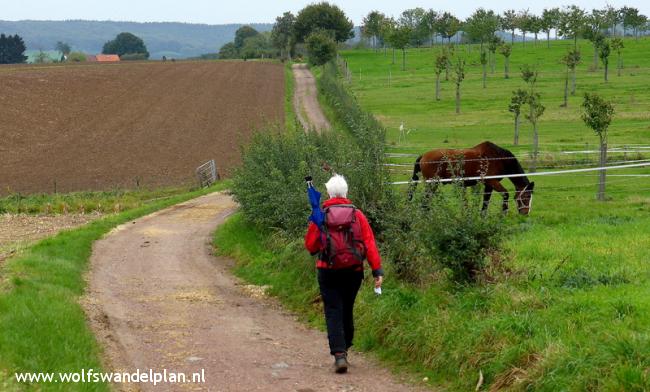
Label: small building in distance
xmin=87 ymin=54 xmax=120 ymax=62
xmin=96 ymin=54 xmax=120 ymax=62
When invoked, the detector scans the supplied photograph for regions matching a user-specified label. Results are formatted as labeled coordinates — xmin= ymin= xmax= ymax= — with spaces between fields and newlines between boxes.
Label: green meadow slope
xmin=332 ymin=38 xmax=650 ymax=390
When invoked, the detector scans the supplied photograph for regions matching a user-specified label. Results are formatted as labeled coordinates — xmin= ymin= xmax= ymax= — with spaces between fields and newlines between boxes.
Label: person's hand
xmin=374 ymin=276 xmax=383 ymax=289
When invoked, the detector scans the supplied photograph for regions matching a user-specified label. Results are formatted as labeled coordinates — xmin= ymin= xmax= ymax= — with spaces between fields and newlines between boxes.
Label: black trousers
xmin=317 ymin=267 xmax=364 ymax=355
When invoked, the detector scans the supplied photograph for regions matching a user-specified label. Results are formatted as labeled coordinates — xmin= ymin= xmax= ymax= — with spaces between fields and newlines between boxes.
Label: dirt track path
xmin=84 ymin=192 xmax=424 ymax=391
xmin=292 ymin=64 xmax=331 ymax=132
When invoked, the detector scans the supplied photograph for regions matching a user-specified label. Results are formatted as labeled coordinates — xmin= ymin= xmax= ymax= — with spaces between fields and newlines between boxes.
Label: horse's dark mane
xmin=476 ymin=141 xmax=530 ymax=185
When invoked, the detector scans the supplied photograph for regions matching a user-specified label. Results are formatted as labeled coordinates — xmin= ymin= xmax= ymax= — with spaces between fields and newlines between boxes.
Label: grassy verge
xmin=284 ymin=61 xmax=299 ymax=131
xmin=0 ymin=185 xmax=201 ymax=215
xmin=0 ymin=181 xmax=230 ymax=391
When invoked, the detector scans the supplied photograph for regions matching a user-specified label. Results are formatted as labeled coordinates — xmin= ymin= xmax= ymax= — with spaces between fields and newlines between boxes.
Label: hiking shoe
xmin=334 ymin=352 xmax=348 ymax=374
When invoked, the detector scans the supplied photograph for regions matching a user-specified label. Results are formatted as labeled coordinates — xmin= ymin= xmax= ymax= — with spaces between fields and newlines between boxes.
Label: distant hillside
xmin=0 ymin=20 xmax=273 ymax=59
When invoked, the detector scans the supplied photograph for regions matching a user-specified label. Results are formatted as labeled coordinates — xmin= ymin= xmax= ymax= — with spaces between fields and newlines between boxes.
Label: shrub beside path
xmin=293 ymin=63 xmax=332 ymax=132
xmin=84 ymin=192 xmax=425 ymax=391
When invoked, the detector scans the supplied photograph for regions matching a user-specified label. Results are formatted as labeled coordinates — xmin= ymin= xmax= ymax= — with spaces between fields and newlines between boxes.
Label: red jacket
xmin=304 ymin=197 xmax=384 ymax=277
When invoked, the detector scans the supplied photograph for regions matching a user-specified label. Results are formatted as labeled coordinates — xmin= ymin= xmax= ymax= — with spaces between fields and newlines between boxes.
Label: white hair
xmin=325 ymin=174 xmax=348 ymax=198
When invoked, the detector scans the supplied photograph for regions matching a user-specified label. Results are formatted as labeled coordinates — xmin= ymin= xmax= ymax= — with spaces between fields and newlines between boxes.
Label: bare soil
xmin=292 ymin=64 xmax=331 ymax=133
xmin=0 ymin=61 xmax=284 ymax=195
xmin=83 ymin=193 xmax=425 ymax=391
xmin=0 ymin=213 xmax=102 ymax=262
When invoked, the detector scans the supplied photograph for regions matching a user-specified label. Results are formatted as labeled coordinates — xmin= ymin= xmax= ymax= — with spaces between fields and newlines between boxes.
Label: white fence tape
xmin=389 ymin=161 xmax=650 ymax=185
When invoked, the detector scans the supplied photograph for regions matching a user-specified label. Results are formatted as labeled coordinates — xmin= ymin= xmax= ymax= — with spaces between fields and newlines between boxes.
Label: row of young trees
xmin=0 ymin=34 xmax=27 ymax=64
xmin=362 ymin=5 xmax=648 ymax=53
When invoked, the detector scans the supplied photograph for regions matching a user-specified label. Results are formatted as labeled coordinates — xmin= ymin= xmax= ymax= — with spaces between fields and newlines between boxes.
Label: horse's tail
xmin=412 ymin=155 xmax=422 ymax=181
xmin=408 ymin=155 xmax=422 ymax=201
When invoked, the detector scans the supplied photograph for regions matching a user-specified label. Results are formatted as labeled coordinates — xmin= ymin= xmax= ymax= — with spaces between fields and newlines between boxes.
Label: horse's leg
xmin=407 ymin=180 xmax=418 ymax=201
xmin=421 ymin=181 xmax=438 ymax=209
xmin=488 ymin=180 xmax=509 ymax=213
xmin=482 ymin=184 xmax=493 ymax=212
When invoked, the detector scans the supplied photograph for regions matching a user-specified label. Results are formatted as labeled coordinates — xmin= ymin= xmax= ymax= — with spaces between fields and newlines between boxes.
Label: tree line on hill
xmin=361 ymin=5 xmax=648 ymax=50
xmin=360 ymin=5 xmax=648 ymax=71
xmin=0 ymin=20 xmax=273 ymax=59
xmin=0 ymin=31 xmax=150 ymax=64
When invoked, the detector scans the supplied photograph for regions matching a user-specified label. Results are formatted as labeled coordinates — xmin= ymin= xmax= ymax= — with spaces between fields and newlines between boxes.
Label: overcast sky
xmin=4 ymin=0 xmax=649 ymax=25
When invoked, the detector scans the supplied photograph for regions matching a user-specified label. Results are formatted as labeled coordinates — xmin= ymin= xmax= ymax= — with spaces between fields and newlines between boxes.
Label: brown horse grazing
xmin=409 ymin=141 xmax=535 ymax=214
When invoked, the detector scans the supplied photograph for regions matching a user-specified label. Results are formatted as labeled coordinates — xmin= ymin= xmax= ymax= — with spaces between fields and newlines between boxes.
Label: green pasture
xmin=340 ymin=38 xmax=650 ymax=154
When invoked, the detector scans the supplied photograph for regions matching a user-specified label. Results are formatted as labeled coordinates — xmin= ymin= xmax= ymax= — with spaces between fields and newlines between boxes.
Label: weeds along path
xmin=84 ymin=192 xmax=422 ymax=391
xmin=292 ymin=63 xmax=331 ymax=133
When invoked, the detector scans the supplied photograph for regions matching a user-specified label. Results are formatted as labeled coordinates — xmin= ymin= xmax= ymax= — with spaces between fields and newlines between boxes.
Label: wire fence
xmin=387 ymin=161 xmax=650 ymax=185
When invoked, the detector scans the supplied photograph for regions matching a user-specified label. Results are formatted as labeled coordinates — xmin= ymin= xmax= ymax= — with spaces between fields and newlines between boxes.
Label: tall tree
xmin=305 ymin=31 xmax=337 ymax=65
xmin=559 ymin=5 xmax=587 ymax=49
xmin=241 ymin=33 xmax=275 ymax=59
xmin=528 ymin=15 xmax=543 ymax=46
xmin=581 ymin=93 xmax=614 ymax=201
xmin=501 ymin=10 xmax=518 ymax=44
xmin=218 ymin=42 xmax=238 ymax=59
xmin=620 ymin=6 xmax=638 ymax=36
xmin=434 ymin=52 xmax=447 ymax=100
xmin=464 ymin=8 xmax=500 ymax=51
xmin=499 ymin=43 xmax=512 ymax=78
xmin=516 ymin=10 xmax=532 ymax=47
xmin=453 ymin=57 xmax=465 ymax=114
xmin=629 ymin=13 xmax=647 ymax=39
xmin=421 ymin=9 xmax=438 ymax=46
xmin=541 ymin=8 xmax=561 ymax=47
xmin=293 ymin=2 xmax=354 ymax=43
xmin=362 ymin=11 xmax=386 ymax=50
xmin=436 ymin=12 xmax=462 ymax=45
xmin=561 ymin=49 xmax=581 ymax=106
xmin=380 ymin=17 xmax=396 ymax=60
xmin=443 ymin=45 xmax=455 ymax=81
xmin=599 ymin=39 xmax=611 ymax=82
xmin=34 ymin=50 xmax=50 ymax=64
xmin=509 ymin=89 xmax=528 ymax=145
xmin=234 ymin=26 xmax=259 ymax=51
xmin=386 ymin=22 xmax=412 ymax=70
xmin=603 ymin=5 xmax=619 ymax=36
xmin=0 ymin=34 xmax=27 ymax=64
xmin=521 ymin=65 xmax=545 ymax=172
xmin=487 ymin=35 xmax=501 ymax=73
xmin=583 ymin=10 xmax=607 ymax=69
xmin=55 ymin=41 xmax=71 ymax=57
xmin=480 ymin=50 xmax=488 ymax=88
xmin=399 ymin=8 xmax=428 ymax=47
xmin=611 ymin=37 xmax=624 ymax=76
xmin=102 ymin=32 xmax=149 ymax=58
xmin=271 ymin=12 xmax=296 ymax=60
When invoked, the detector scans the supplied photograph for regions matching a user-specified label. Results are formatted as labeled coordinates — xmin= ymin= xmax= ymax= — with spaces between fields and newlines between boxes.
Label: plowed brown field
xmin=0 ymin=61 xmax=284 ymax=195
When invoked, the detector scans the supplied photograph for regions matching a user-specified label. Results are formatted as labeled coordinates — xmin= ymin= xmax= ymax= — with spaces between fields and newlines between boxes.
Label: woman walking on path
xmin=304 ymin=175 xmax=384 ymax=374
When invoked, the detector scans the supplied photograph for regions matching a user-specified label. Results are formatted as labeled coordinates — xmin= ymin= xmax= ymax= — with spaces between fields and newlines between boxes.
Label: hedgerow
xmin=231 ymin=61 xmax=507 ymax=283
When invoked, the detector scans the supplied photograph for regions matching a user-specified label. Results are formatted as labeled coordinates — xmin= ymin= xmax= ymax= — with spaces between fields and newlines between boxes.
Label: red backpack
xmin=320 ymin=204 xmax=367 ymax=269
